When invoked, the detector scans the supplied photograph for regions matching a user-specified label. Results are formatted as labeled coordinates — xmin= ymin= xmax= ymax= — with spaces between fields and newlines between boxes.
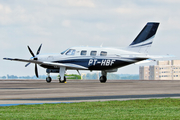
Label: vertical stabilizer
xmin=128 ymin=22 xmax=159 ymax=53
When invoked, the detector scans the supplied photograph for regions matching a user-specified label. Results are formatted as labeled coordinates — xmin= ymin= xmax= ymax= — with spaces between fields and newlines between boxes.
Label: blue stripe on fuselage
xmin=40 ymin=57 xmax=147 ymax=70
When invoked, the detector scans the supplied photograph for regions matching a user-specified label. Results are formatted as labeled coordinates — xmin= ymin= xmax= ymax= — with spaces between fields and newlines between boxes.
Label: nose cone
xmin=30 ymin=56 xmax=38 ymax=60
xmin=30 ymin=57 xmax=34 ymax=60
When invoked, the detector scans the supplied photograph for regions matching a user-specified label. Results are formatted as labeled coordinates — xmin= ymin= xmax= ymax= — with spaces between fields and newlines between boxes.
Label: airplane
xmin=4 ymin=22 xmax=164 ymax=83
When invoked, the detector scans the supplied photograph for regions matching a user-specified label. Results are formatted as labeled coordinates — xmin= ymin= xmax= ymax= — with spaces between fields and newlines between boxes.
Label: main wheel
xmin=59 ymin=76 xmax=66 ymax=83
xmin=46 ymin=77 xmax=52 ymax=83
xmin=99 ymin=76 xmax=107 ymax=83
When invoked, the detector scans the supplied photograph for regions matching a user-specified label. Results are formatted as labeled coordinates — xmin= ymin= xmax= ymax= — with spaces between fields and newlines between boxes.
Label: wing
xmin=3 ymin=58 xmax=88 ymax=70
xmin=147 ymin=54 xmax=175 ymax=59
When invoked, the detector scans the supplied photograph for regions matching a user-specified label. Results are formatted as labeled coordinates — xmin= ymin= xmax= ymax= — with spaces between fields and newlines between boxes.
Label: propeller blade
xmin=35 ymin=64 xmax=38 ymax=78
xmin=36 ymin=44 xmax=42 ymax=55
xmin=27 ymin=46 xmax=35 ymax=57
xmin=25 ymin=62 xmax=31 ymax=67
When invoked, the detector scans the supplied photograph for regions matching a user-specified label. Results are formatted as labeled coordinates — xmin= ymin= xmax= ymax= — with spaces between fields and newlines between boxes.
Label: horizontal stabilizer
xmin=134 ymin=54 xmax=175 ymax=64
xmin=134 ymin=59 xmax=155 ymax=65
xmin=147 ymin=54 xmax=175 ymax=59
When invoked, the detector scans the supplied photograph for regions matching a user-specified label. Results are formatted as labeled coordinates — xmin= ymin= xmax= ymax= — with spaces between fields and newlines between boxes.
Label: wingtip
xmin=3 ymin=58 xmax=11 ymax=60
xmin=4 ymin=58 xmax=15 ymax=61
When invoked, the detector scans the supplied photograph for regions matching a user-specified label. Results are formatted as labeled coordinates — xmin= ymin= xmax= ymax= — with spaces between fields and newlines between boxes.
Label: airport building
xmin=139 ymin=60 xmax=180 ymax=80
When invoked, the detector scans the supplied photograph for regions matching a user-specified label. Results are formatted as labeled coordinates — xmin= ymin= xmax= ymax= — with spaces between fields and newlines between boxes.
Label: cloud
xmin=113 ymin=1 xmax=180 ymax=31
xmin=0 ymin=4 xmax=12 ymax=25
xmin=96 ymin=23 xmax=115 ymax=31
xmin=0 ymin=4 xmax=11 ymax=14
xmin=115 ymin=7 xmax=133 ymax=14
xmin=114 ymin=3 xmax=149 ymax=15
xmin=153 ymin=0 xmax=180 ymax=3
xmin=1 ymin=0 xmax=180 ymax=76
xmin=67 ymin=0 xmax=95 ymax=7
xmin=28 ymin=26 xmax=52 ymax=36
xmin=62 ymin=20 xmax=71 ymax=27
xmin=0 ymin=4 xmax=33 ymax=25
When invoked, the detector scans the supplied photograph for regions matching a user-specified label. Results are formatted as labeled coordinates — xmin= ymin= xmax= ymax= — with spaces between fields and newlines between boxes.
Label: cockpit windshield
xmin=66 ymin=49 xmax=76 ymax=55
xmin=61 ymin=48 xmax=69 ymax=55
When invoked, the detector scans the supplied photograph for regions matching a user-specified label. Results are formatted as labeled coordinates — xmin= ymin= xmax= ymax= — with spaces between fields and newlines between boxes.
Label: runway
xmin=0 ymin=79 xmax=180 ymax=105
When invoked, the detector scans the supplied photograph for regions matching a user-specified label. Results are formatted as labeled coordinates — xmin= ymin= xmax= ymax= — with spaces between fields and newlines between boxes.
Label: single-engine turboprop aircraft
xmin=4 ymin=22 xmax=162 ymax=83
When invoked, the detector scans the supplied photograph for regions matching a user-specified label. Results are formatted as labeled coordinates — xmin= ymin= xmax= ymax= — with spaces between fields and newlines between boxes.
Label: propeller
xmin=25 ymin=44 xmax=42 ymax=78
xmin=35 ymin=64 xmax=38 ymax=78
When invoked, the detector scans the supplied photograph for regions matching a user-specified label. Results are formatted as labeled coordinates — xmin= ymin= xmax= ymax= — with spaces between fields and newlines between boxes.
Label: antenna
xmin=100 ymin=43 xmax=103 ymax=47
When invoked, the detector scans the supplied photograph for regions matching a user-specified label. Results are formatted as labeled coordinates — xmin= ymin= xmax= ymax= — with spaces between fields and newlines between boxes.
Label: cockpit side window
xmin=100 ymin=51 xmax=107 ymax=56
xmin=81 ymin=50 xmax=87 ymax=55
xmin=90 ymin=51 xmax=97 ymax=56
xmin=66 ymin=49 xmax=76 ymax=55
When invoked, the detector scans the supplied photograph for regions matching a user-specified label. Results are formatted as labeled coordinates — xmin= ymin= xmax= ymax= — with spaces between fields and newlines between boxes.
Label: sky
xmin=0 ymin=0 xmax=180 ymax=76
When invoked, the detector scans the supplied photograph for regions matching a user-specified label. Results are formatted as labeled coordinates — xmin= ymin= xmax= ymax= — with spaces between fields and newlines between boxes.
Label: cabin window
xmin=66 ymin=49 xmax=76 ymax=55
xmin=100 ymin=51 xmax=107 ymax=56
xmin=81 ymin=50 xmax=87 ymax=55
xmin=90 ymin=51 xmax=97 ymax=56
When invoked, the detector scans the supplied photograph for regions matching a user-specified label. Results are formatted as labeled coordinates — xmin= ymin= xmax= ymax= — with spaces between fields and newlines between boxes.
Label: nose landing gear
xmin=45 ymin=67 xmax=67 ymax=83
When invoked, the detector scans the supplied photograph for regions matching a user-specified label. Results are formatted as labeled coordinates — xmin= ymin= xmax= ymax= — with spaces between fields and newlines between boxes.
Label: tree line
xmin=0 ymin=73 xmax=139 ymax=80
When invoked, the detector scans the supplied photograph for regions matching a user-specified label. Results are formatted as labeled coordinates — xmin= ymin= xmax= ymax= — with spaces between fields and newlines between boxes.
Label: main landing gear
xmin=99 ymin=71 xmax=107 ymax=83
xmin=59 ymin=76 xmax=66 ymax=83
xmin=46 ymin=67 xmax=66 ymax=83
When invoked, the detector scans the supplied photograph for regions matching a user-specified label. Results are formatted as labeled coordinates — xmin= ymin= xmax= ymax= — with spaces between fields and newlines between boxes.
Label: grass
xmin=0 ymin=98 xmax=180 ymax=119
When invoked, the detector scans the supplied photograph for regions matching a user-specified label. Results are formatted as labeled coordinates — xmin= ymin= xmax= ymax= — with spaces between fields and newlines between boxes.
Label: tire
xmin=99 ymin=76 xmax=107 ymax=83
xmin=46 ymin=77 xmax=52 ymax=83
xmin=59 ymin=76 xmax=66 ymax=83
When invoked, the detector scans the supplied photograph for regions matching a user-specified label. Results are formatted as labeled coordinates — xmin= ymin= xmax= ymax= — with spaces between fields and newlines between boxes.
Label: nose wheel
xmin=46 ymin=77 xmax=52 ymax=83
xmin=46 ymin=73 xmax=52 ymax=83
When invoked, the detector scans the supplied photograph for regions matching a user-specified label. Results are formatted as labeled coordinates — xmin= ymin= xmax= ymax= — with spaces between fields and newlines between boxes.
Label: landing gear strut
xmin=59 ymin=66 xmax=66 ymax=83
xmin=99 ymin=71 xmax=107 ymax=83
